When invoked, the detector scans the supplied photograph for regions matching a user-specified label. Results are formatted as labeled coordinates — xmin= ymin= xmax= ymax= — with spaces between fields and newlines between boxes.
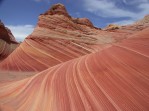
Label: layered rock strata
xmin=0 ymin=4 xmax=125 ymax=71
xmin=0 ymin=27 xmax=149 ymax=111
xmin=0 ymin=21 xmax=19 ymax=61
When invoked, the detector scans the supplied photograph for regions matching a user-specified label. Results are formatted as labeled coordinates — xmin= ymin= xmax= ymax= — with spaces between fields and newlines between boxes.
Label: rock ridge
xmin=0 ymin=20 xmax=18 ymax=44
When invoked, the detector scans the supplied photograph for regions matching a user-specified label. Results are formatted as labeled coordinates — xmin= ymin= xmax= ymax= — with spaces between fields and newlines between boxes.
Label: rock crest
xmin=0 ymin=20 xmax=17 ymax=43
xmin=43 ymin=3 xmax=71 ymax=18
xmin=39 ymin=3 xmax=94 ymax=29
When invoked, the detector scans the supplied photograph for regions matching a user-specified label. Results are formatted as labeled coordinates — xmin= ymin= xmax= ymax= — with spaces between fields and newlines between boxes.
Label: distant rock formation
xmin=104 ymin=24 xmax=120 ymax=31
xmin=72 ymin=18 xmax=94 ymax=27
xmin=0 ymin=20 xmax=17 ymax=43
xmin=104 ymin=16 xmax=149 ymax=36
xmin=0 ymin=20 xmax=19 ymax=61
xmin=135 ymin=15 xmax=149 ymax=25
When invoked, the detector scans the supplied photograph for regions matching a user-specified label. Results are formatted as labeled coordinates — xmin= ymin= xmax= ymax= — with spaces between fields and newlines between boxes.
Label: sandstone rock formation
xmin=72 ymin=18 xmax=94 ymax=27
xmin=43 ymin=3 xmax=71 ymax=18
xmin=0 ymin=20 xmax=19 ymax=61
xmin=0 ymin=20 xmax=17 ymax=43
xmin=104 ymin=17 xmax=149 ymax=37
xmin=0 ymin=3 xmax=127 ymax=71
xmin=104 ymin=24 xmax=120 ymax=31
xmin=135 ymin=15 xmax=149 ymax=25
xmin=0 ymin=27 xmax=149 ymax=111
xmin=0 ymin=3 xmax=149 ymax=111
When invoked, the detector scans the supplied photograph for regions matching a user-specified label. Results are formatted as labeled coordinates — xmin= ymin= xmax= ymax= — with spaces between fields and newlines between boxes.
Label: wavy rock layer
xmin=0 ymin=21 xmax=19 ymax=61
xmin=0 ymin=38 xmax=102 ymax=71
xmin=0 ymin=4 xmax=128 ymax=71
xmin=0 ymin=27 xmax=149 ymax=111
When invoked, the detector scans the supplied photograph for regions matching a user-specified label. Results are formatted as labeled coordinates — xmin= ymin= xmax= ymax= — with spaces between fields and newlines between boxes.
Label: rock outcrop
xmin=104 ymin=24 xmax=120 ymax=31
xmin=43 ymin=3 xmax=94 ymax=27
xmin=72 ymin=18 xmax=94 ymax=27
xmin=0 ymin=3 xmax=125 ymax=71
xmin=0 ymin=20 xmax=17 ymax=44
xmin=104 ymin=16 xmax=149 ymax=37
xmin=135 ymin=15 xmax=149 ymax=25
xmin=0 ymin=3 xmax=149 ymax=111
xmin=0 ymin=27 xmax=149 ymax=111
xmin=43 ymin=3 xmax=71 ymax=18
xmin=0 ymin=20 xmax=19 ymax=61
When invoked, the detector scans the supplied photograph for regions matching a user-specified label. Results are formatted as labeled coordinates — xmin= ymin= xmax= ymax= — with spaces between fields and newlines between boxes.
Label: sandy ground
xmin=0 ymin=71 xmax=37 ymax=83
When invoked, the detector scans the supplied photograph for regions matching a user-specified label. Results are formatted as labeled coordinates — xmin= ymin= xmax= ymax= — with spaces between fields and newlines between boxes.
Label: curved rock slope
xmin=0 ymin=4 xmax=125 ymax=71
xmin=0 ymin=27 xmax=149 ymax=111
xmin=0 ymin=21 xmax=19 ymax=61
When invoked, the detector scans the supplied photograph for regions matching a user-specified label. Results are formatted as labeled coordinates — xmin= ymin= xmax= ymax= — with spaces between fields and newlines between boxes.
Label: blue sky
xmin=0 ymin=0 xmax=149 ymax=41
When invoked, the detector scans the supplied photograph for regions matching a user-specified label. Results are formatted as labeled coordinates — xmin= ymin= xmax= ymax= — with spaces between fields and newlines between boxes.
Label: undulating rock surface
xmin=0 ymin=3 xmax=129 ymax=72
xmin=0 ymin=21 xmax=19 ymax=61
xmin=0 ymin=3 xmax=149 ymax=111
xmin=0 ymin=27 xmax=149 ymax=111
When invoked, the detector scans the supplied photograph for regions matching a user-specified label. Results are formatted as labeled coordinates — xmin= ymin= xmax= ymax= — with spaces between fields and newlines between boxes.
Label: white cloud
xmin=122 ymin=0 xmax=127 ymax=4
xmin=122 ymin=0 xmax=149 ymax=5
xmin=83 ymin=0 xmax=136 ymax=18
xmin=6 ymin=25 xmax=34 ymax=41
xmin=75 ymin=12 xmax=81 ymax=17
xmin=83 ymin=0 xmax=149 ymax=25
xmin=112 ymin=20 xmax=135 ymax=25
xmin=137 ymin=3 xmax=149 ymax=18
xmin=34 ymin=0 xmax=42 ymax=2
xmin=33 ymin=0 xmax=50 ymax=3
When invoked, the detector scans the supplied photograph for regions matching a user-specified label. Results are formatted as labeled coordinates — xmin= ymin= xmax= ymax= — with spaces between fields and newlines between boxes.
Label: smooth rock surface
xmin=0 ymin=27 xmax=149 ymax=111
